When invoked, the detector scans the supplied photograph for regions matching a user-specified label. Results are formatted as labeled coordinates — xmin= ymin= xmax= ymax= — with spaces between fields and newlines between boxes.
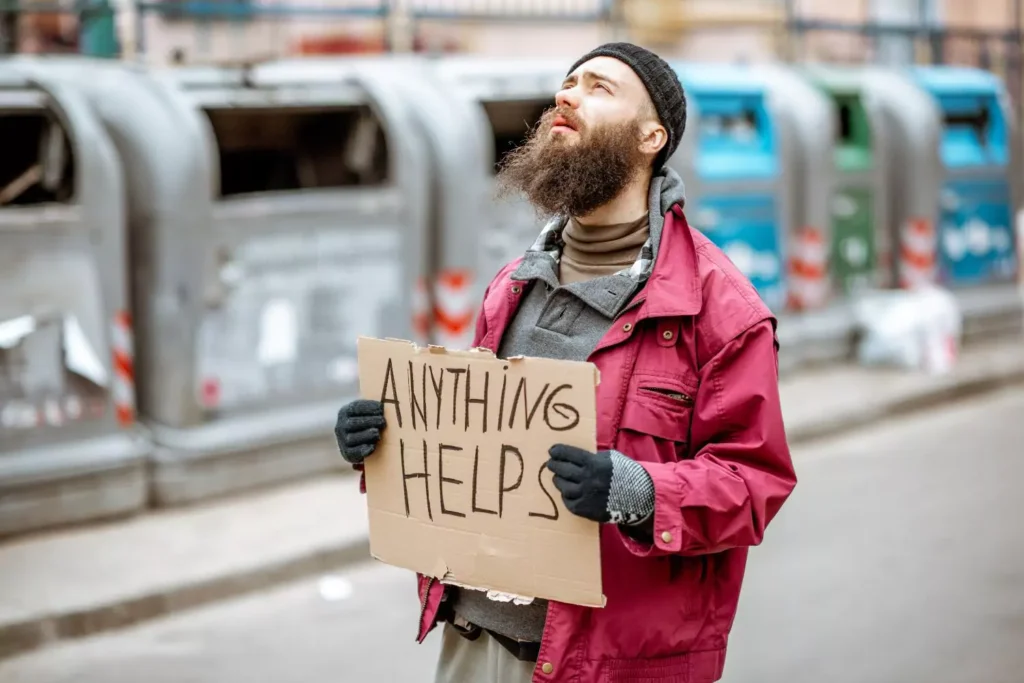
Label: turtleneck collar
xmin=559 ymin=214 xmax=650 ymax=285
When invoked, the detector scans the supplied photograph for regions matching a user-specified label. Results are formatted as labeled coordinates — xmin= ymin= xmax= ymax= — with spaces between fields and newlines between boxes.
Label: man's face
xmin=548 ymin=56 xmax=658 ymax=147
xmin=495 ymin=56 xmax=667 ymax=219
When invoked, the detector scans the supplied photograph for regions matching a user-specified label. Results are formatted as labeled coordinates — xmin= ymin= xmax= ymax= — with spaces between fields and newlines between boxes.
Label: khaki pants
xmin=433 ymin=624 xmax=537 ymax=683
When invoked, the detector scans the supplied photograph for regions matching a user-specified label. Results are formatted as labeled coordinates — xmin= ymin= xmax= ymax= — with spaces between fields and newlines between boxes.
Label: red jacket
xmin=408 ymin=205 xmax=796 ymax=682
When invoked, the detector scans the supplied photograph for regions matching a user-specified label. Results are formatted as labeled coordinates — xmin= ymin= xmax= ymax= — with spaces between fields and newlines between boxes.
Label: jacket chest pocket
xmin=616 ymin=371 xmax=697 ymax=463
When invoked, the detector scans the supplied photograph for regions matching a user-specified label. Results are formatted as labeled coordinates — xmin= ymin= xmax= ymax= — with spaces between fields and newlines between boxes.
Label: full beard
xmin=495 ymin=108 xmax=648 ymax=219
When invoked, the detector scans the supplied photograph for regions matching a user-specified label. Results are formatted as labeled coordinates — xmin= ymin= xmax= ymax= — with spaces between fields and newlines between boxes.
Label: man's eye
xmin=596 ymin=84 xmax=611 ymax=93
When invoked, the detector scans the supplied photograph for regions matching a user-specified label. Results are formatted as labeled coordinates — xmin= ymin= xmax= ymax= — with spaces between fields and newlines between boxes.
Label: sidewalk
xmin=1 ymin=336 xmax=1022 ymax=661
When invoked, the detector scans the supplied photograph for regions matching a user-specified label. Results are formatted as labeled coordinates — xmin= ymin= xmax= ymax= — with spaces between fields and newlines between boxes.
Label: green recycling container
xmin=805 ymin=68 xmax=893 ymax=294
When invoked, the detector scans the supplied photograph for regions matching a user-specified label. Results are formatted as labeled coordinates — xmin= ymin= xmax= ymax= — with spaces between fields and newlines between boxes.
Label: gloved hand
xmin=546 ymin=445 xmax=655 ymax=525
xmin=335 ymin=400 xmax=386 ymax=465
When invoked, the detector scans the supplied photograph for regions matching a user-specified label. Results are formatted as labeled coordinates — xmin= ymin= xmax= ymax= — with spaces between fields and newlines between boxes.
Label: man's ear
xmin=640 ymin=121 xmax=668 ymax=157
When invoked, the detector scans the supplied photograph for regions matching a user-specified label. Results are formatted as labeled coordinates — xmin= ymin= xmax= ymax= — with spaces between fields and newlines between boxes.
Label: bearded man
xmin=334 ymin=43 xmax=797 ymax=683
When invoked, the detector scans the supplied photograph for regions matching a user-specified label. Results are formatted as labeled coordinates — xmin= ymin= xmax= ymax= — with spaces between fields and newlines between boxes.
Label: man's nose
xmin=555 ymin=87 xmax=579 ymax=110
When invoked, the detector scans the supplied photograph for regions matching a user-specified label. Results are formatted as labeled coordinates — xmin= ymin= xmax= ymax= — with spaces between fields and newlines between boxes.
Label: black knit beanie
xmin=567 ymin=42 xmax=687 ymax=168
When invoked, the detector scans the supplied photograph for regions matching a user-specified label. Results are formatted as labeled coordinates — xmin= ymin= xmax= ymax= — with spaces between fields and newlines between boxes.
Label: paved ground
xmin=723 ymin=385 xmax=1024 ymax=683
xmin=4 ymin=336 xmax=1023 ymax=661
xmin=1 ymin=386 xmax=1022 ymax=683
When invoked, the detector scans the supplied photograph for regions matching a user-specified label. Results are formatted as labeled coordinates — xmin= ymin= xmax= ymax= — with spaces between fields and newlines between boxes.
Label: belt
xmin=449 ymin=614 xmax=541 ymax=663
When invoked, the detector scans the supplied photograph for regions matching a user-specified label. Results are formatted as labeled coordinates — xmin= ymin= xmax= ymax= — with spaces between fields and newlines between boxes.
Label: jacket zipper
xmin=417 ymin=577 xmax=437 ymax=641
xmin=640 ymin=386 xmax=694 ymax=405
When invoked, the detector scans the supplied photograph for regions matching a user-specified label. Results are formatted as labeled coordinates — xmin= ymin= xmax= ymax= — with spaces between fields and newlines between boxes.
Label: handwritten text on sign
xmin=357 ymin=337 xmax=604 ymax=607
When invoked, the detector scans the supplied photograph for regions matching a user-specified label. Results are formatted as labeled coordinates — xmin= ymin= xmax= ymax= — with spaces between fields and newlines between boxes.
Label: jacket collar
xmin=634 ymin=203 xmax=704 ymax=320
xmin=503 ymin=204 xmax=703 ymax=325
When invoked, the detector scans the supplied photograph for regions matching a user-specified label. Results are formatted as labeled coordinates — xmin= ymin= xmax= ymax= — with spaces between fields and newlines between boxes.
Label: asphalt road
xmin=2 ymin=386 xmax=1023 ymax=683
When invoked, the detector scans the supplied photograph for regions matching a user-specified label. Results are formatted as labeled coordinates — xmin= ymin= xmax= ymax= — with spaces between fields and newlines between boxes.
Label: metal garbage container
xmin=844 ymin=66 xmax=1023 ymax=338
xmin=804 ymin=65 xmax=894 ymax=297
xmin=0 ymin=60 xmax=149 ymax=537
xmin=828 ymin=68 xmax=943 ymax=292
xmin=797 ymin=67 xmax=943 ymax=295
xmin=809 ymin=67 xmax=1022 ymax=340
xmin=430 ymin=58 xmax=565 ymax=348
xmin=909 ymin=66 xmax=1018 ymax=286
xmin=908 ymin=66 xmax=1023 ymax=336
xmin=752 ymin=64 xmax=867 ymax=369
xmin=139 ymin=59 xmax=431 ymax=505
xmin=756 ymin=64 xmax=837 ymax=311
xmin=671 ymin=63 xmax=791 ymax=312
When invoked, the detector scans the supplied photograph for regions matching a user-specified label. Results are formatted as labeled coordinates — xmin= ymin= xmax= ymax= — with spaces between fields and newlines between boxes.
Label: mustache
xmin=540 ymin=106 xmax=584 ymax=132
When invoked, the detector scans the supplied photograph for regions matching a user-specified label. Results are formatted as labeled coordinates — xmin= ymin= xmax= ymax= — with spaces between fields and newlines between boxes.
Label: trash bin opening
xmin=942 ymin=107 xmax=991 ymax=146
xmin=832 ymin=96 xmax=873 ymax=169
xmin=203 ymin=105 xmax=390 ymax=197
xmin=482 ymin=99 xmax=553 ymax=173
xmin=0 ymin=111 xmax=75 ymax=206
xmin=692 ymin=95 xmax=775 ymax=178
xmin=698 ymin=109 xmax=761 ymax=147
xmin=834 ymin=96 xmax=868 ymax=145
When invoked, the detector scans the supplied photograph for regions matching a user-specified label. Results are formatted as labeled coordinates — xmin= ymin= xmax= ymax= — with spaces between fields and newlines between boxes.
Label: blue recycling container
xmin=909 ymin=66 xmax=1018 ymax=285
xmin=670 ymin=64 xmax=788 ymax=311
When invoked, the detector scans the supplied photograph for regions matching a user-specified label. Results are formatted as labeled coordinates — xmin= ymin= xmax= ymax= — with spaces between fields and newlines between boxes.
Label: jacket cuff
xmin=615 ymin=461 xmax=686 ymax=557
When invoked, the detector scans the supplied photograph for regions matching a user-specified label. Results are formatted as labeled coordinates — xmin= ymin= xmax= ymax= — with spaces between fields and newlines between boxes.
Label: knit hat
xmin=567 ymin=42 xmax=686 ymax=168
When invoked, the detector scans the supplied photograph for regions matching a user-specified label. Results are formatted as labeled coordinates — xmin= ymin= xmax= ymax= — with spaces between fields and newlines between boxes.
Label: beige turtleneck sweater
xmin=558 ymin=214 xmax=650 ymax=285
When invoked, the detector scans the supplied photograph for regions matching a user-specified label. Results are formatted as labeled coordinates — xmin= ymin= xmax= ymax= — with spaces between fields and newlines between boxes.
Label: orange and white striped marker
xmin=111 ymin=310 xmax=136 ymax=427
xmin=899 ymin=217 xmax=938 ymax=289
xmin=786 ymin=227 xmax=830 ymax=311
xmin=432 ymin=269 xmax=475 ymax=350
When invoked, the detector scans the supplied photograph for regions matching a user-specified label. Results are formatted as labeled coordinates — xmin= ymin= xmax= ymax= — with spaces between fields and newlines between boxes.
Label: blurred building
xmin=0 ymin=0 xmax=1020 ymax=75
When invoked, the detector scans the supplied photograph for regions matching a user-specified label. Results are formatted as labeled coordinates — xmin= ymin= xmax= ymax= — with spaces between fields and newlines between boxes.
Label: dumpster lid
xmin=801 ymin=65 xmax=872 ymax=96
xmin=910 ymin=66 xmax=1003 ymax=95
xmin=434 ymin=58 xmax=564 ymax=102
xmin=164 ymin=63 xmax=371 ymax=108
xmin=673 ymin=63 xmax=766 ymax=95
xmin=434 ymin=56 xmax=565 ymax=79
xmin=159 ymin=65 xmax=246 ymax=89
xmin=0 ymin=69 xmax=47 ymax=109
xmin=252 ymin=56 xmax=422 ymax=84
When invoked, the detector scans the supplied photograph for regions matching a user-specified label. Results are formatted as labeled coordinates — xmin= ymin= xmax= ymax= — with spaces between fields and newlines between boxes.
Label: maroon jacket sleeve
xmin=619 ymin=319 xmax=796 ymax=557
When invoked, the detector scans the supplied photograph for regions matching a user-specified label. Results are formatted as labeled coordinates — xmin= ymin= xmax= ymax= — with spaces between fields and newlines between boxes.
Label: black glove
xmin=546 ymin=444 xmax=655 ymax=525
xmin=335 ymin=400 xmax=386 ymax=465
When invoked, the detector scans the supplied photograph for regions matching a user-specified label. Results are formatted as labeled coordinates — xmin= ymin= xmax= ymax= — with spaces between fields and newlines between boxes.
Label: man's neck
xmin=574 ymin=173 xmax=651 ymax=227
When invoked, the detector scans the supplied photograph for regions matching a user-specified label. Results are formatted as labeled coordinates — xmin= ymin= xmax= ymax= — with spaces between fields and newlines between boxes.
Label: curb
xmin=2 ymin=361 xmax=1022 ymax=662
xmin=0 ymin=537 xmax=370 ymax=662
xmin=786 ymin=363 xmax=1024 ymax=446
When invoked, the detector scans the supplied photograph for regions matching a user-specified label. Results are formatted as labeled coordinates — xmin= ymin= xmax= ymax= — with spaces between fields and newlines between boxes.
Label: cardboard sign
xmin=357 ymin=337 xmax=604 ymax=608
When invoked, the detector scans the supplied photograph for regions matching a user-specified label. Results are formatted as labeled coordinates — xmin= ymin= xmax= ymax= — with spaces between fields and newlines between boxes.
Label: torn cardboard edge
xmin=437 ymin=579 xmax=608 ymax=608
xmin=382 ymin=552 xmax=608 ymax=608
